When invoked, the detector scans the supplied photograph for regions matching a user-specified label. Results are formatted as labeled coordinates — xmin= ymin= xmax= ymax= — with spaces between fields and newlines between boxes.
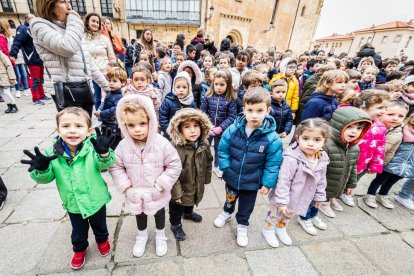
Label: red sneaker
xmin=70 ymin=248 xmax=87 ymax=270
xmin=97 ymin=240 xmax=111 ymax=256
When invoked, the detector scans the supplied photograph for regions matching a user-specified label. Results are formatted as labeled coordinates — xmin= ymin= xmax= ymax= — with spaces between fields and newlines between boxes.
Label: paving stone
xmin=326 ymin=204 xmax=388 ymax=236
xmin=33 ymin=120 xmax=57 ymax=129
xmin=38 ymin=218 xmax=118 ymax=274
xmin=195 ymin=182 xmax=221 ymax=210
xmin=0 ymin=151 xmax=25 ymax=168
xmin=301 ymin=240 xmax=381 ymax=275
xmin=107 ymin=186 xmax=123 ymax=217
xmin=5 ymin=119 xmax=39 ymax=128
xmin=354 ymin=233 xmax=414 ymax=275
xmin=38 ymin=136 xmax=57 ymax=151
xmin=6 ymin=188 xmax=66 ymax=223
xmin=19 ymin=128 xmax=56 ymax=138
xmin=400 ymin=231 xmax=414 ymax=247
xmin=0 ymin=190 xmax=28 ymax=224
xmin=39 ymin=268 xmax=111 ymax=276
xmin=114 ymin=215 xmax=177 ymax=263
xmin=1 ymin=136 xmax=45 ymax=151
xmin=246 ymin=247 xmax=318 ymax=275
xmin=0 ymin=222 xmax=59 ymax=274
xmin=357 ymin=197 xmax=414 ymax=231
xmin=183 ymin=253 xmax=249 ymax=276
xmin=1 ymin=166 xmax=38 ymax=190
xmin=113 ymin=259 xmax=181 ymax=276
xmin=0 ymin=138 xmax=11 ymax=146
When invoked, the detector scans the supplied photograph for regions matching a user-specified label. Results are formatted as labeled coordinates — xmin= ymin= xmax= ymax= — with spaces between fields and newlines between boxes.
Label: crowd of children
xmin=13 ymin=33 xmax=414 ymax=270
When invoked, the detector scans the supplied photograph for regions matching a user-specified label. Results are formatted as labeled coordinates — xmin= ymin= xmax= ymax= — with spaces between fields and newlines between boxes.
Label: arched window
xmin=8 ymin=20 xmax=16 ymax=29
xmin=301 ymin=5 xmax=306 ymax=17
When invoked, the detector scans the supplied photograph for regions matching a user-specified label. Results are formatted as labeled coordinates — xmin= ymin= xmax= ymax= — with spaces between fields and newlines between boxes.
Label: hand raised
xmin=21 ymin=147 xmax=58 ymax=172
xmin=90 ymin=125 xmax=116 ymax=155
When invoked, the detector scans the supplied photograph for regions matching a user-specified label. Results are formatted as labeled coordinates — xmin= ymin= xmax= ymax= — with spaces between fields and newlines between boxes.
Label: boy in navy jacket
xmin=269 ymin=79 xmax=293 ymax=138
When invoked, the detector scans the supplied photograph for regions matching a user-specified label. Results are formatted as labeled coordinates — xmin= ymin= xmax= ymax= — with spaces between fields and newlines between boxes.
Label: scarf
xmin=401 ymin=91 xmax=414 ymax=106
xmin=172 ymin=88 xmax=194 ymax=106
xmin=403 ymin=124 xmax=414 ymax=142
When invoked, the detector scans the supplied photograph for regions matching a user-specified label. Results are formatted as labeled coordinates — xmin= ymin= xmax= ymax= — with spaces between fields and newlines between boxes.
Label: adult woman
xmin=83 ymin=12 xmax=115 ymax=110
xmin=215 ymin=38 xmax=235 ymax=67
xmin=103 ymin=17 xmax=126 ymax=61
xmin=31 ymin=0 xmax=109 ymax=116
xmin=132 ymin=28 xmax=155 ymax=66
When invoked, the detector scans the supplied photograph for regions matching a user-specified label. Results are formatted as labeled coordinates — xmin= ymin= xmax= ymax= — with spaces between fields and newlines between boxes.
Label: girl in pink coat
xmin=109 ymin=94 xmax=182 ymax=258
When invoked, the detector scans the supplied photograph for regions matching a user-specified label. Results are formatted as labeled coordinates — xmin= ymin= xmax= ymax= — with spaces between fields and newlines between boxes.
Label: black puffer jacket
xmin=353 ymin=47 xmax=382 ymax=68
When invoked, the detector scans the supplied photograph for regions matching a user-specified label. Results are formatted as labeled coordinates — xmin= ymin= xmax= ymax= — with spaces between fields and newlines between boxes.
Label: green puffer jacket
xmin=324 ymin=107 xmax=372 ymax=199
xmin=30 ymin=136 xmax=115 ymax=218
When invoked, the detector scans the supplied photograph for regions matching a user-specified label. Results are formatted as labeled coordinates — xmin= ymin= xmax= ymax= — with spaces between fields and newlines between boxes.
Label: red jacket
xmin=0 ymin=34 xmax=15 ymax=66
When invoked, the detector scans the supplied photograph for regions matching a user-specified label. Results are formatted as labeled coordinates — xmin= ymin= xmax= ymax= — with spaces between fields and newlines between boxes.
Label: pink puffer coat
xmin=109 ymin=95 xmax=182 ymax=215
xmin=356 ymin=120 xmax=387 ymax=174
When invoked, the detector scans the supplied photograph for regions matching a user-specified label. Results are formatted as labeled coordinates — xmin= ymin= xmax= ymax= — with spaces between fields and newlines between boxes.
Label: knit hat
xmin=404 ymin=75 xmax=414 ymax=85
xmin=173 ymin=71 xmax=194 ymax=105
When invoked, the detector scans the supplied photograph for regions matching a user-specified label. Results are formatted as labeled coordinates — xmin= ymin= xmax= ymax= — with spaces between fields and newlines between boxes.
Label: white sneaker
xmin=155 ymin=230 xmax=168 ymax=257
xmin=23 ymin=89 xmax=31 ymax=96
xmin=311 ymin=216 xmax=327 ymax=230
xmin=15 ymin=91 xmax=21 ymax=98
xmin=339 ymin=194 xmax=355 ymax=207
xmin=298 ymin=217 xmax=317 ymax=236
xmin=364 ymin=194 xmax=378 ymax=208
xmin=376 ymin=195 xmax=394 ymax=209
xmin=133 ymin=232 xmax=148 ymax=257
xmin=395 ymin=195 xmax=414 ymax=210
xmin=262 ymin=227 xmax=279 ymax=248
xmin=213 ymin=167 xmax=223 ymax=178
xmin=330 ymin=198 xmax=343 ymax=212
xmin=275 ymin=227 xmax=292 ymax=246
xmin=236 ymin=224 xmax=248 ymax=247
xmin=214 ymin=211 xmax=232 ymax=228
xmin=319 ymin=202 xmax=336 ymax=218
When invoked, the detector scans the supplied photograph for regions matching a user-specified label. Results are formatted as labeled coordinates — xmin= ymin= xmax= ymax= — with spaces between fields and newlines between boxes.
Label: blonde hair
xmin=34 ymin=0 xmax=59 ymax=22
xmin=336 ymin=89 xmax=357 ymax=105
xmin=316 ymin=70 xmax=349 ymax=93
xmin=0 ymin=20 xmax=12 ymax=38
xmin=160 ymin=57 xmax=172 ymax=71
xmin=121 ymin=102 xmax=149 ymax=121
xmin=56 ymin=107 xmax=91 ymax=128
xmin=271 ymin=79 xmax=287 ymax=90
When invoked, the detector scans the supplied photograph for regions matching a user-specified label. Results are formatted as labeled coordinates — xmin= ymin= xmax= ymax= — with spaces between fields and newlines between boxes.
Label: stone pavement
xmin=1 ymin=96 xmax=414 ymax=275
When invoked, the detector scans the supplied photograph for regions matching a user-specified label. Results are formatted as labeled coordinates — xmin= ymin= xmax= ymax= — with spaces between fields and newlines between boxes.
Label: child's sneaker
xmin=275 ymin=227 xmax=292 ymax=246
xmin=70 ymin=248 xmax=87 ymax=270
xmin=97 ymin=240 xmax=111 ymax=256
xmin=330 ymin=198 xmax=343 ymax=211
xmin=183 ymin=211 xmax=202 ymax=222
xmin=15 ymin=91 xmax=21 ymax=98
xmin=23 ymin=89 xmax=31 ymax=96
xmin=236 ymin=224 xmax=248 ymax=247
xmin=319 ymin=202 xmax=336 ymax=218
xmin=170 ymin=224 xmax=186 ymax=241
xmin=261 ymin=227 xmax=279 ymax=248
xmin=298 ymin=217 xmax=317 ymax=236
xmin=133 ymin=232 xmax=148 ymax=257
xmin=213 ymin=167 xmax=223 ymax=178
xmin=363 ymin=194 xmax=378 ymax=208
xmin=214 ymin=211 xmax=232 ymax=228
xmin=339 ymin=193 xmax=355 ymax=207
xmin=155 ymin=229 xmax=168 ymax=257
xmin=376 ymin=195 xmax=394 ymax=209
xmin=395 ymin=195 xmax=414 ymax=210
xmin=311 ymin=216 xmax=327 ymax=230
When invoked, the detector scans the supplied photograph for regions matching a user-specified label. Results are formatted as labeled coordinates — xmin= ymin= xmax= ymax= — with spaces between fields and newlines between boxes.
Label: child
xmin=359 ymin=66 xmax=378 ymax=91
xmin=255 ymin=63 xmax=272 ymax=92
xmin=345 ymin=69 xmax=361 ymax=93
xmin=201 ymin=66 xmax=218 ymax=102
xmin=357 ymin=56 xmax=375 ymax=72
xmin=235 ymin=50 xmax=250 ymax=74
xmin=295 ymin=63 xmax=305 ymax=96
xmin=202 ymin=54 xmax=214 ymax=72
xmin=337 ymin=89 xmax=357 ymax=107
xmin=201 ymin=69 xmax=237 ymax=177
xmin=21 ymin=107 xmax=116 ymax=269
xmin=218 ymin=54 xmax=231 ymax=70
xmin=263 ymin=118 xmax=330 ymax=246
xmin=109 ymin=95 xmax=182 ymax=257
xmin=0 ymin=50 xmax=17 ymax=113
xmin=177 ymin=60 xmax=203 ymax=107
xmin=377 ymin=59 xmax=398 ymax=84
xmin=214 ymin=87 xmax=283 ymax=247
xmin=318 ymin=107 xmax=372 ymax=218
xmin=301 ymin=70 xmax=349 ymax=122
xmin=171 ymin=53 xmax=185 ymax=80
xmin=402 ymin=75 xmax=414 ymax=116
xmin=166 ymin=108 xmax=213 ymax=240
xmin=366 ymin=113 xmax=414 ymax=209
xmin=186 ymin=44 xmax=196 ymax=61
xmin=158 ymin=57 xmax=173 ymax=102
xmin=94 ymin=67 xmax=126 ymax=149
xmin=269 ymin=79 xmax=293 ymax=138
xmin=387 ymin=79 xmax=404 ymax=100
xmin=124 ymin=67 xmax=161 ymax=117
xmin=364 ymin=101 xmax=409 ymax=209
xmin=269 ymin=57 xmax=300 ymax=118
xmin=139 ymin=50 xmax=155 ymax=71
xmin=160 ymin=72 xmax=197 ymax=137
xmin=237 ymin=70 xmax=262 ymax=113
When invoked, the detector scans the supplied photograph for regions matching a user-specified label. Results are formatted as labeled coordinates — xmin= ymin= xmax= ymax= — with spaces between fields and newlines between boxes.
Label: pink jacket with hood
xmin=109 ymin=95 xmax=182 ymax=215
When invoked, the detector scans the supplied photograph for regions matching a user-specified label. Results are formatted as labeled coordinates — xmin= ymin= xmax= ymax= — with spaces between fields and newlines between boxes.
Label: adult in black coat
xmin=353 ymin=43 xmax=382 ymax=68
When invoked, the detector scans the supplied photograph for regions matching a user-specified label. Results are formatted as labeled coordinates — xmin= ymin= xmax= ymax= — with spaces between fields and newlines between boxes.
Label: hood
xmin=284 ymin=142 xmax=329 ymax=165
xmin=279 ymin=57 xmax=293 ymax=76
xmin=167 ymin=108 xmax=213 ymax=145
xmin=358 ymin=47 xmax=376 ymax=57
xmin=357 ymin=56 xmax=375 ymax=71
xmin=116 ymin=94 xmax=158 ymax=148
xmin=173 ymin=71 xmax=192 ymax=93
xmin=330 ymin=107 xmax=372 ymax=147
xmin=177 ymin=60 xmax=202 ymax=85
xmin=234 ymin=113 xmax=276 ymax=135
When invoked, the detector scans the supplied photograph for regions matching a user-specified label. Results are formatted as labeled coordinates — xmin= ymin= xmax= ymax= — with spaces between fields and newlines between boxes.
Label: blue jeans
xmin=300 ymin=202 xmax=319 ymax=220
xmin=399 ymin=178 xmax=414 ymax=199
xmin=14 ymin=64 xmax=29 ymax=90
xmin=126 ymin=66 xmax=132 ymax=78
xmin=93 ymin=81 xmax=101 ymax=110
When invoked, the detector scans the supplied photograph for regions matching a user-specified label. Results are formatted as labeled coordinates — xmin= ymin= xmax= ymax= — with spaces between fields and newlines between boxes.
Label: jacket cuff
xmin=154 ymin=182 xmax=164 ymax=192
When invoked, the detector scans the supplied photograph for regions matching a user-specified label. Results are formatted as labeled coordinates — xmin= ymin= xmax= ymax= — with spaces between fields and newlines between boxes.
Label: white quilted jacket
xmin=30 ymin=14 xmax=109 ymax=95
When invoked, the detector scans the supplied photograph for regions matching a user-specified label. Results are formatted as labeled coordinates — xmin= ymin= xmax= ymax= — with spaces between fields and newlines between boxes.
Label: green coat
xmin=324 ymin=107 xmax=372 ymax=199
xmin=296 ymin=74 xmax=319 ymax=124
xmin=30 ymin=136 xmax=116 ymax=218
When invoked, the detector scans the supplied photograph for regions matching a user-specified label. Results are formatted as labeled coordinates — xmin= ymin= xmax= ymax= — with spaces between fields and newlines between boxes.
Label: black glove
xmin=21 ymin=147 xmax=58 ymax=172
xmin=91 ymin=125 xmax=116 ymax=155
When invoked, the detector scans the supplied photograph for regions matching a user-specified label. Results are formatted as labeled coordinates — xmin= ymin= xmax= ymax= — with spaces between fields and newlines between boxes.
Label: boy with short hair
xmin=377 ymin=59 xmax=399 ymax=84
xmin=269 ymin=79 xmax=293 ymax=138
xmin=218 ymin=54 xmax=231 ymax=70
xmin=213 ymin=87 xmax=283 ymax=247
xmin=237 ymin=70 xmax=262 ymax=113
xmin=186 ymin=45 xmax=196 ymax=61
xmin=346 ymin=69 xmax=362 ymax=92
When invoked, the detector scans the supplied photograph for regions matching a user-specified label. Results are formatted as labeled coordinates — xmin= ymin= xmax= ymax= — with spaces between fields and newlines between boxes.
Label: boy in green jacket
xmin=21 ymin=107 xmax=116 ymax=270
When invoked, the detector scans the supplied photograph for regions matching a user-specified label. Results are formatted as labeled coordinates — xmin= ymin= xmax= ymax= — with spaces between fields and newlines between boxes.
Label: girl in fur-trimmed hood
xmin=166 ymin=108 xmax=213 ymax=241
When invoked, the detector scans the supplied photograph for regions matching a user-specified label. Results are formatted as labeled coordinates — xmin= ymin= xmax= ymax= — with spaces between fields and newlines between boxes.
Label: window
xmin=406 ymin=36 xmax=412 ymax=48
xmin=339 ymin=42 xmax=342 ymax=47
xmin=70 ymin=0 xmax=86 ymax=16
xmin=394 ymin=34 xmax=402 ymax=43
xmin=8 ymin=20 xmax=15 ymax=29
xmin=1 ymin=0 xmax=13 ymax=12
xmin=101 ymin=0 xmax=113 ymax=17
xmin=381 ymin=36 xmax=388 ymax=43
xmin=27 ymin=0 xmax=34 ymax=13
xmin=301 ymin=5 xmax=306 ymax=16
xmin=358 ymin=37 xmax=365 ymax=47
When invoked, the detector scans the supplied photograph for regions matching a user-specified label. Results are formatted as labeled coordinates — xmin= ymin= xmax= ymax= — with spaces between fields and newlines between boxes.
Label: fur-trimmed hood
xmin=167 ymin=108 xmax=213 ymax=145
xmin=177 ymin=60 xmax=202 ymax=85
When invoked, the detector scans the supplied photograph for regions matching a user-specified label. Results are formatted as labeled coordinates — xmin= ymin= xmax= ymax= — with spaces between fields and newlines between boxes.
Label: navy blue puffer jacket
xmin=201 ymin=93 xmax=237 ymax=132
xmin=270 ymin=99 xmax=293 ymax=135
xmin=100 ymin=89 xmax=122 ymax=136
xmin=301 ymin=92 xmax=338 ymax=122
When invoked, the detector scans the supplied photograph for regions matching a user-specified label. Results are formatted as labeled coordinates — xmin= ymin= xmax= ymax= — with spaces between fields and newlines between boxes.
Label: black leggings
xmin=136 ymin=208 xmax=165 ymax=231
xmin=51 ymin=95 xmax=94 ymax=118
xmin=169 ymin=201 xmax=194 ymax=226
xmin=367 ymin=170 xmax=403 ymax=196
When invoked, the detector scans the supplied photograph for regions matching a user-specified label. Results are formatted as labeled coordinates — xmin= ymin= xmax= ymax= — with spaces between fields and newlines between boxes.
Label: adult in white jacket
xmin=30 ymin=0 xmax=109 ymax=116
